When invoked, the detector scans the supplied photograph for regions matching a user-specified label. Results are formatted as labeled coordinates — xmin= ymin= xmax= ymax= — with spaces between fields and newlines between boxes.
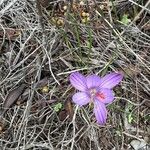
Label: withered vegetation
xmin=0 ymin=0 xmax=149 ymax=149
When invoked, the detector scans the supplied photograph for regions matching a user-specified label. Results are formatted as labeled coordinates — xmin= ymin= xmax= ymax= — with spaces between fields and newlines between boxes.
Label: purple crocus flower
xmin=69 ymin=72 xmax=123 ymax=125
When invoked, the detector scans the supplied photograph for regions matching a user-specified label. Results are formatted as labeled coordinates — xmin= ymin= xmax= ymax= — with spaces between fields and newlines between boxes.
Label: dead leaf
xmin=0 ymin=119 xmax=6 ymax=134
xmin=58 ymin=100 xmax=74 ymax=121
xmin=3 ymin=84 xmax=26 ymax=113
xmin=35 ymin=77 xmax=49 ymax=89
xmin=65 ymin=99 xmax=74 ymax=121
xmin=16 ymin=88 xmax=29 ymax=105
xmin=58 ymin=110 xmax=68 ymax=121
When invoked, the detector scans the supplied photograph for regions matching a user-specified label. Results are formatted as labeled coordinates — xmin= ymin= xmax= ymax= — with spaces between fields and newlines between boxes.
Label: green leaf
xmin=128 ymin=113 xmax=133 ymax=123
xmin=121 ymin=14 xmax=131 ymax=25
xmin=54 ymin=103 xmax=63 ymax=112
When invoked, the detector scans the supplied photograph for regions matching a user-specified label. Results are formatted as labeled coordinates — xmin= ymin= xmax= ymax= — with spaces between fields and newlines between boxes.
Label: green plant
xmin=120 ymin=14 xmax=131 ymax=25
xmin=54 ymin=103 xmax=63 ymax=112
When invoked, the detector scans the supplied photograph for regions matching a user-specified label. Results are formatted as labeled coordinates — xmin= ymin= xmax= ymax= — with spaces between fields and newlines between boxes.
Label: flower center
xmin=89 ymin=88 xmax=97 ymax=97
xmin=89 ymin=88 xmax=105 ymax=101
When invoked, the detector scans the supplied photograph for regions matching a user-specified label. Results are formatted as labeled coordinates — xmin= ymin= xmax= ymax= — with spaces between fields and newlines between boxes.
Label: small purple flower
xmin=69 ymin=72 xmax=123 ymax=125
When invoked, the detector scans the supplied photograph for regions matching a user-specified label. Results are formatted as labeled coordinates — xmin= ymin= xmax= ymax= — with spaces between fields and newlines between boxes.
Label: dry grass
xmin=0 ymin=0 xmax=150 ymax=149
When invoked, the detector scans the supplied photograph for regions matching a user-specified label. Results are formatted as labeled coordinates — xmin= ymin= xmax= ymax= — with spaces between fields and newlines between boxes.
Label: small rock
xmin=130 ymin=140 xmax=147 ymax=150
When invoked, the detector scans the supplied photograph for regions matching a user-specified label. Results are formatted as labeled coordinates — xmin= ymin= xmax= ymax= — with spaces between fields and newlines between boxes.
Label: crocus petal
xmin=86 ymin=75 xmax=101 ymax=89
xmin=100 ymin=72 xmax=123 ymax=89
xmin=96 ymin=88 xmax=114 ymax=104
xmin=70 ymin=72 xmax=87 ymax=91
xmin=72 ymin=92 xmax=90 ymax=106
xmin=94 ymin=99 xmax=107 ymax=125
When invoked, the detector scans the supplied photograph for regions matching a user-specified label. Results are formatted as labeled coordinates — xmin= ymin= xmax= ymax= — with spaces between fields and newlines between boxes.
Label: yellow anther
xmin=81 ymin=18 xmax=86 ymax=23
xmin=42 ymin=86 xmax=49 ymax=93
xmin=63 ymin=5 xmax=67 ymax=11
xmin=79 ymin=1 xmax=84 ymax=6
xmin=86 ymin=13 xmax=90 ymax=17
xmin=100 ymin=5 xmax=105 ymax=10
xmin=56 ymin=19 xmax=64 ymax=26
xmin=86 ymin=16 xmax=90 ymax=21
xmin=81 ymin=12 xmax=87 ymax=17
